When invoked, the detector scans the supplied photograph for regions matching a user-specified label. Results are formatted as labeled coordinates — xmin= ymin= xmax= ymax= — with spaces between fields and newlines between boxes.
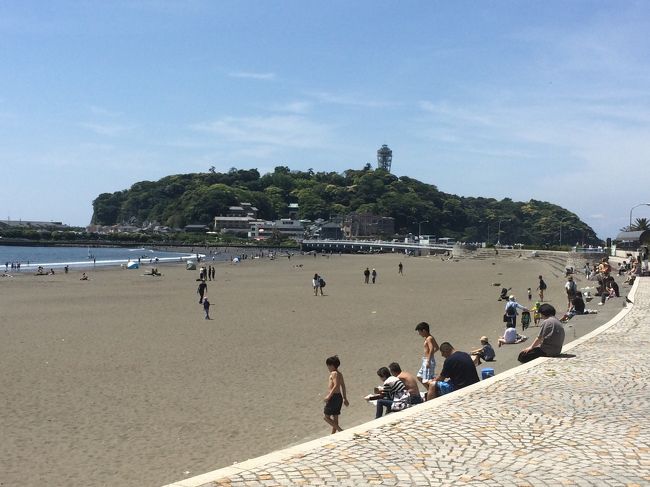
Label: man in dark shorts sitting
xmin=426 ymin=342 xmax=480 ymax=400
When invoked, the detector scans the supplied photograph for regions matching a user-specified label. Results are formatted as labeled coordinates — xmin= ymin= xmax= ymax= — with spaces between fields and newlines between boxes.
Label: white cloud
xmin=308 ymin=91 xmax=395 ymax=108
xmin=228 ymin=71 xmax=276 ymax=80
xmin=79 ymin=122 xmax=135 ymax=137
xmin=191 ymin=115 xmax=331 ymax=150
xmin=88 ymin=105 xmax=122 ymax=117
xmin=418 ymin=101 xmax=497 ymax=127
xmin=270 ymin=101 xmax=312 ymax=114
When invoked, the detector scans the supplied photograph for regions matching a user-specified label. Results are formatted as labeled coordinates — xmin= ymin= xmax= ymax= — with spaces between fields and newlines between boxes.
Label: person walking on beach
xmin=203 ymin=298 xmax=211 ymax=320
xmin=197 ymin=280 xmax=207 ymax=303
xmin=210 ymin=266 xmax=215 ymax=280
xmin=517 ymin=304 xmax=565 ymax=363
xmin=398 ymin=262 xmax=403 ymax=275
xmin=364 ymin=267 xmax=370 ymax=284
xmin=318 ymin=275 xmax=326 ymax=295
xmin=537 ymin=275 xmax=547 ymax=301
xmin=414 ymin=322 xmax=439 ymax=386
xmin=313 ymin=273 xmax=321 ymax=296
xmin=371 ymin=268 xmax=377 ymax=284
xmin=323 ymin=355 xmax=349 ymax=434
xmin=207 ymin=265 xmax=212 ymax=281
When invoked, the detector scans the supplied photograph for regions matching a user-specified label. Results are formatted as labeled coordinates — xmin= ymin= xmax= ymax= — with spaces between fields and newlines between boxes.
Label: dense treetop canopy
xmin=91 ymin=166 xmax=599 ymax=246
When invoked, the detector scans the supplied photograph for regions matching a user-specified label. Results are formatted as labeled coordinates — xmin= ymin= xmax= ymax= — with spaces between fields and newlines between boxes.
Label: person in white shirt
xmin=498 ymin=326 xmax=526 ymax=347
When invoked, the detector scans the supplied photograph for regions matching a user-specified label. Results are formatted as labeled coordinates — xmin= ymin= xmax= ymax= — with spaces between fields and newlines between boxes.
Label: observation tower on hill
xmin=377 ymin=144 xmax=392 ymax=172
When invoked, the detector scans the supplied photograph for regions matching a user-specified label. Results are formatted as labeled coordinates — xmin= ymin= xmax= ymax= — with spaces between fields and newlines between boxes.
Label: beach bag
xmin=521 ymin=311 xmax=531 ymax=329
xmin=319 ymin=278 xmax=326 ymax=288
xmin=539 ymin=280 xmax=547 ymax=290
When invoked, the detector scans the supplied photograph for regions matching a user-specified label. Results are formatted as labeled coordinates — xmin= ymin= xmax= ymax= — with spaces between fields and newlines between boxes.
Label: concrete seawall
xmin=164 ymin=278 xmax=649 ymax=486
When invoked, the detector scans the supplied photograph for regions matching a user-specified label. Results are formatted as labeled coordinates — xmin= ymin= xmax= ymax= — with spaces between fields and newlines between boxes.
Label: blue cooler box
xmin=481 ymin=368 xmax=495 ymax=380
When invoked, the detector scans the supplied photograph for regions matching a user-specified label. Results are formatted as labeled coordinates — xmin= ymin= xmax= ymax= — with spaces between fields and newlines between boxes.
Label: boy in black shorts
xmin=323 ymin=355 xmax=349 ymax=434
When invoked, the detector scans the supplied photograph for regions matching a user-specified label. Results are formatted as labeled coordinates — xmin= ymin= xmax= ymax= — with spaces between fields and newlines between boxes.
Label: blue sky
xmin=2 ymin=1 xmax=649 ymax=239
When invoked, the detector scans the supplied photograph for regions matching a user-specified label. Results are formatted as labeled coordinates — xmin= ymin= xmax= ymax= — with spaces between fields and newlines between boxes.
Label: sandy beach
xmin=0 ymin=251 xmax=625 ymax=486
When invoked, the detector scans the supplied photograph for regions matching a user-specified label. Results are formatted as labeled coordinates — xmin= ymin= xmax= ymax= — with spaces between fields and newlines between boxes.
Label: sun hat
xmin=509 ymin=295 xmax=515 ymax=300
xmin=480 ymin=336 xmax=489 ymax=342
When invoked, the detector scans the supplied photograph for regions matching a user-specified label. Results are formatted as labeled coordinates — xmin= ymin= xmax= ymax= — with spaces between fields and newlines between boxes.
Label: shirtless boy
xmin=323 ymin=355 xmax=349 ymax=434
xmin=414 ymin=322 xmax=439 ymax=386
xmin=389 ymin=362 xmax=423 ymax=405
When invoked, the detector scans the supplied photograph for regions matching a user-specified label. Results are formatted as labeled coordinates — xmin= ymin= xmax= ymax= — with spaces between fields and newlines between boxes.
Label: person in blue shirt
xmin=504 ymin=295 xmax=528 ymax=329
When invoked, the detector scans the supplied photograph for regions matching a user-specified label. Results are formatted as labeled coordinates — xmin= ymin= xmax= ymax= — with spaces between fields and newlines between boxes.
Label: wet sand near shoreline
xmin=0 ymin=252 xmax=626 ymax=486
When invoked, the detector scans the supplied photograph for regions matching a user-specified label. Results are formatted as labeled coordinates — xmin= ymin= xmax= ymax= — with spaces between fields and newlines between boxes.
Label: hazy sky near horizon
xmin=2 ymin=1 xmax=650 ymax=239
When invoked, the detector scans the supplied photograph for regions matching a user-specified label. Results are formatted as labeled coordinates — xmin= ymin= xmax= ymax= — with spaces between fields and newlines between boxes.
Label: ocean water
xmin=0 ymin=245 xmax=200 ymax=270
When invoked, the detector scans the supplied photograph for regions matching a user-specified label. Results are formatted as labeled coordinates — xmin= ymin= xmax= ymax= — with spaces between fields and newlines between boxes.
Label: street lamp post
xmin=559 ymin=217 xmax=570 ymax=247
xmin=629 ymin=203 xmax=650 ymax=230
xmin=496 ymin=218 xmax=509 ymax=246
xmin=418 ymin=220 xmax=429 ymax=239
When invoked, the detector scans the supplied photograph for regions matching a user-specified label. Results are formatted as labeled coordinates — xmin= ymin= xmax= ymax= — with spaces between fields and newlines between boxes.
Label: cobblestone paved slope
xmin=166 ymin=279 xmax=650 ymax=487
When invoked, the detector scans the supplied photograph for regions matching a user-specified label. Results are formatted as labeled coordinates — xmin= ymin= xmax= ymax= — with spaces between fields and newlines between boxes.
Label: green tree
xmin=631 ymin=217 xmax=649 ymax=231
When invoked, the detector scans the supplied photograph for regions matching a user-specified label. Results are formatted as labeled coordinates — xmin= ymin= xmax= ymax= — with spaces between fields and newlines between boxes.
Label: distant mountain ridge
xmin=91 ymin=166 xmax=599 ymax=245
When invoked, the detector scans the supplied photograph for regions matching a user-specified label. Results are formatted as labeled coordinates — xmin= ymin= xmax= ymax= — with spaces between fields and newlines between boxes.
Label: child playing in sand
xmin=470 ymin=336 xmax=495 ymax=366
xmin=415 ymin=322 xmax=439 ymax=385
xmin=323 ymin=355 xmax=349 ymax=434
